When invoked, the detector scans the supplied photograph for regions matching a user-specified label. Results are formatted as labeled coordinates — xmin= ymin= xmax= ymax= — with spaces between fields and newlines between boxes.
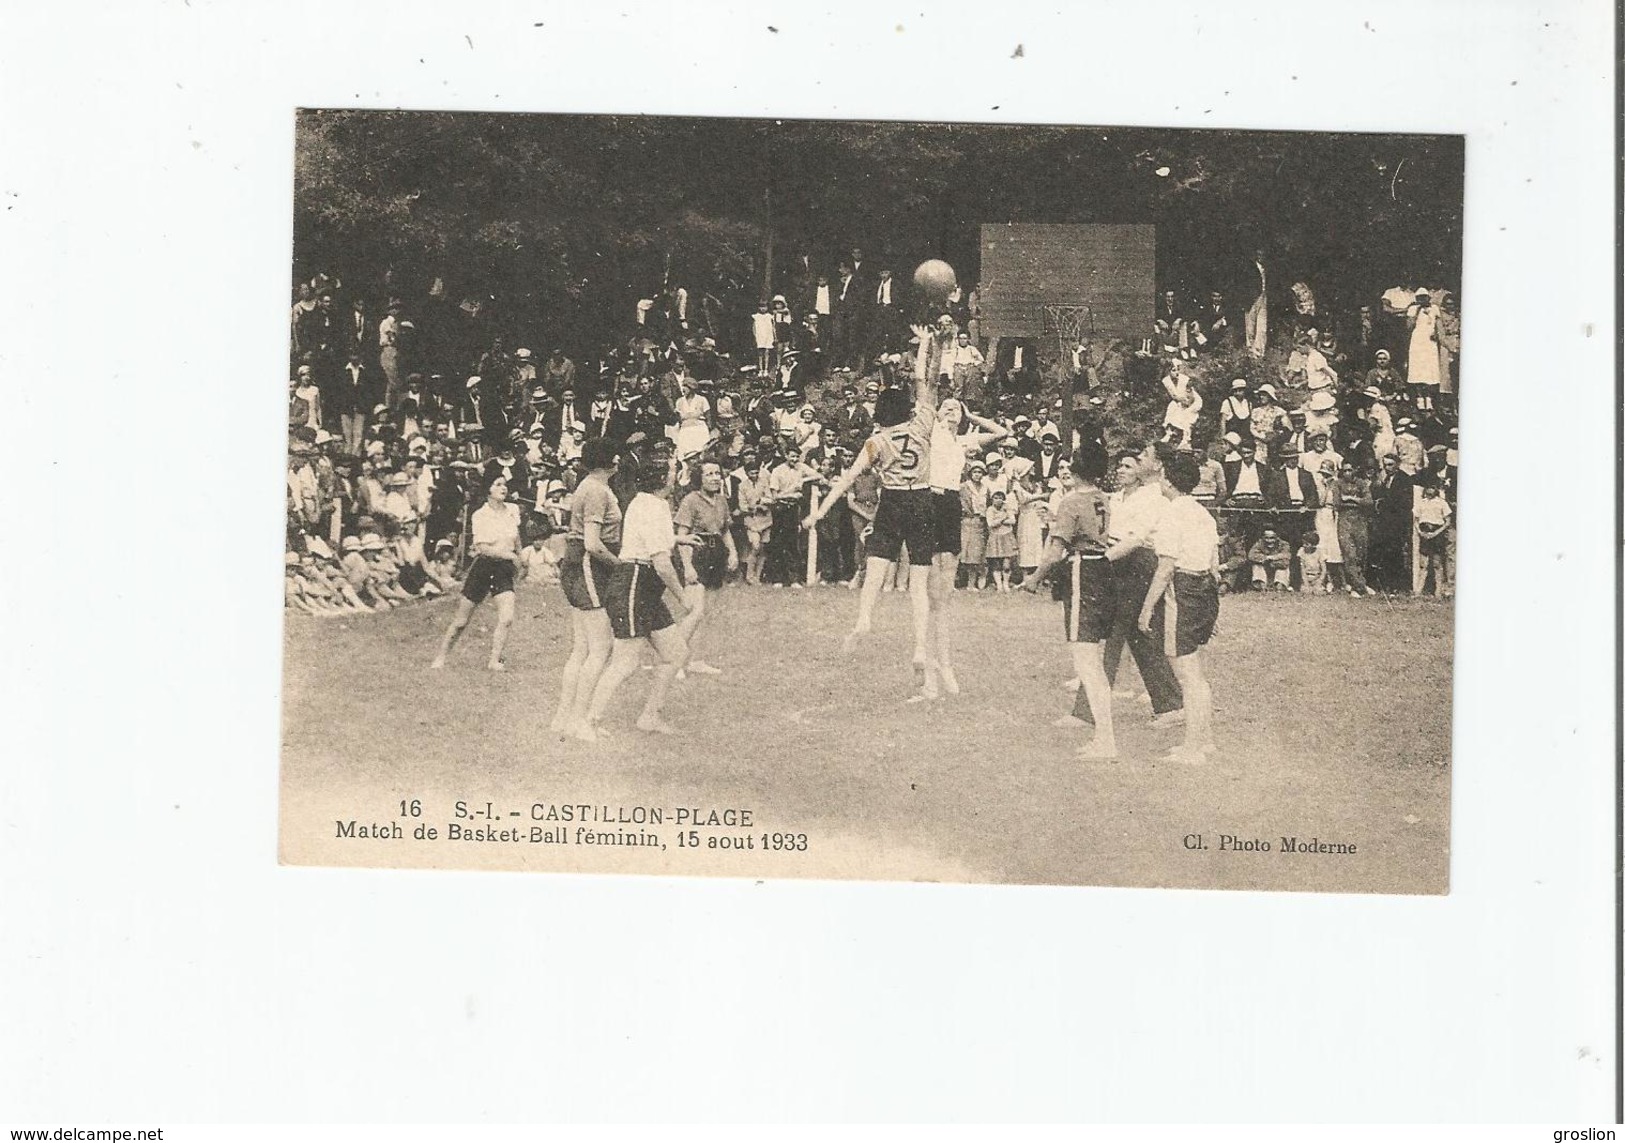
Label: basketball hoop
xmin=1041 ymin=304 xmax=1094 ymax=359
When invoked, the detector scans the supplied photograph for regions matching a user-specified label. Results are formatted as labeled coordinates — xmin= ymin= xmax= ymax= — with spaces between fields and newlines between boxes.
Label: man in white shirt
xmin=1067 ymin=441 xmax=1185 ymax=728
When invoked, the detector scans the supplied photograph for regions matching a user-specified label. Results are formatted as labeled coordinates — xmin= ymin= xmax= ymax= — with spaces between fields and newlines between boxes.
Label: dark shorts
xmin=560 ymin=540 xmax=613 ymax=611
xmin=1059 ymin=555 xmax=1113 ymax=644
xmin=686 ymin=535 xmax=728 ymax=590
xmin=605 ymin=562 xmax=675 ymax=640
xmin=1161 ymin=571 xmax=1219 ymax=657
xmin=461 ymin=556 xmax=516 ymax=604
xmin=930 ymin=489 xmax=962 ymax=556
xmin=868 ymin=487 xmax=934 ymax=566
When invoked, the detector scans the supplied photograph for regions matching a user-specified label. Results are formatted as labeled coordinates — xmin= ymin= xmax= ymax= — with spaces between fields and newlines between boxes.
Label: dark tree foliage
xmin=295 ymin=110 xmax=1463 ymax=358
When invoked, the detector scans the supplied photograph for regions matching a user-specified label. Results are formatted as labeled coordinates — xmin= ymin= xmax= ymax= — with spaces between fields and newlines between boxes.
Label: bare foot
xmin=939 ymin=666 xmax=961 ymax=696
xmin=1164 ymin=745 xmax=1209 ymax=765
xmin=1077 ymin=739 xmax=1119 ymax=761
xmin=1051 ymin=714 xmax=1089 ymax=729
xmin=842 ymin=623 xmax=871 ymax=654
xmin=572 ymin=723 xmax=599 ymax=743
xmin=487 ymin=660 xmax=506 ymax=672
xmin=635 ymin=716 xmax=676 ymax=735
xmin=429 ymin=658 xmax=446 ymax=670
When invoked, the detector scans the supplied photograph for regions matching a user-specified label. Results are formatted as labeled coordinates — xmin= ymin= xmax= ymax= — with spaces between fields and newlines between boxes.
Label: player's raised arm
xmin=909 ymin=324 xmax=937 ymax=411
xmin=961 ymin=411 xmax=1010 ymax=453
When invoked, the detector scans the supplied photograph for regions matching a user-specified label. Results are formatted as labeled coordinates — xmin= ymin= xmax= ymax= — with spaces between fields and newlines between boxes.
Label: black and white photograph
xmin=281 ymin=112 xmax=1462 ymax=893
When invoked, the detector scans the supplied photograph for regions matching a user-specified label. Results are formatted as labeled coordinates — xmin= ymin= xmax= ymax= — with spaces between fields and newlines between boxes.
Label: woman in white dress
xmin=673 ymin=377 xmax=712 ymax=460
xmin=1405 ymin=288 xmax=1441 ymax=410
xmin=1014 ymin=470 xmax=1050 ymax=577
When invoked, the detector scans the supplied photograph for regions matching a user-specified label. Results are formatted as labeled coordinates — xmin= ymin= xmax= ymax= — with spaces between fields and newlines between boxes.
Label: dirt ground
xmin=280 ymin=578 xmax=1452 ymax=894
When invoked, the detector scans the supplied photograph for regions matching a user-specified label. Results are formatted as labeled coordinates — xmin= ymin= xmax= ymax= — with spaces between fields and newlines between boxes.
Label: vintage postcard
xmin=280 ymin=112 xmax=1459 ymax=892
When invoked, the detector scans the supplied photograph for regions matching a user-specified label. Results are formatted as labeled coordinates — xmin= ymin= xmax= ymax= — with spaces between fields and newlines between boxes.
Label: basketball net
xmin=1041 ymin=304 xmax=1094 ymax=361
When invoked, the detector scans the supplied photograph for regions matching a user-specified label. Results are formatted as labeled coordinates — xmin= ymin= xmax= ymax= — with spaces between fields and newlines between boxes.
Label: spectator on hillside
xmin=1161 ymin=368 xmax=1203 ymax=443
xmin=1369 ymin=454 xmax=1415 ymax=593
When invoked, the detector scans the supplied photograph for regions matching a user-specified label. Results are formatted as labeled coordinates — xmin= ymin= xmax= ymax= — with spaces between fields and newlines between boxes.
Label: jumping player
xmin=673 ymin=459 xmax=738 ymax=676
xmin=1136 ymin=451 xmax=1220 ymax=762
xmin=925 ymin=396 xmax=1008 ymax=694
xmin=805 ymin=323 xmax=944 ymax=699
xmin=1022 ymin=443 xmax=1118 ymax=760
xmin=551 ymin=439 xmax=622 ymax=737
xmin=430 ymin=473 xmax=525 ymax=671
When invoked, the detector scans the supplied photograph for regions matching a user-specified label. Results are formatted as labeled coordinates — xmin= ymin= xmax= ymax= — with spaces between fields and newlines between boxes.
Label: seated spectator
xmin=1248 ymin=527 xmax=1293 ymax=591
xmin=1161 ymin=368 xmax=1203 ymax=442
xmin=1216 ymin=524 xmax=1251 ymax=594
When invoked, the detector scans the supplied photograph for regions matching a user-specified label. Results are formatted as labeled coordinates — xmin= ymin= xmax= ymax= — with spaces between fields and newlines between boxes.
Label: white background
xmin=0 ymin=0 xmax=1616 ymax=1124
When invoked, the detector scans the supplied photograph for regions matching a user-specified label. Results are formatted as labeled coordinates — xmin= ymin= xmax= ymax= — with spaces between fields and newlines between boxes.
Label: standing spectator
xmin=1436 ymin=293 xmax=1461 ymax=400
xmin=1413 ymin=483 xmax=1453 ymax=597
xmin=1014 ymin=470 xmax=1049 ymax=582
xmin=1266 ymin=442 xmax=1321 ymax=572
xmin=1405 ymin=288 xmax=1442 ymax=410
xmin=1393 ymin=417 xmax=1426 ymax=476
xmin=984 ymin=490 xmax=1017 ymax=592
xmin=1369 ymin=454 xmax=1415 ymax=593
xmin=330 ymin=352 xmax=378 ymax=455
xmin=845 ymin=463 xmax=880 ymax=589
xmin=1219 ymin=380 xmax=1253 ymax=440
xmin=543 ymin=347 xmax=577 ymax=394
xmin=1243 ymin=251 xmax=1269 ymax=357
xmin=293 ymin=365 xmax=323 ymax=431
xmin=751 ymin=300 xmax=775 ymax=374
xmin=959 ymin=461 xmax=990 ymax=589
xmin=1249 ymin=384 xmax=1287 ymax=452
xmin=1193 ymin=439 xmax=1227 ymax=506
xmin=378 ymin=302 xmax=406 ymax=407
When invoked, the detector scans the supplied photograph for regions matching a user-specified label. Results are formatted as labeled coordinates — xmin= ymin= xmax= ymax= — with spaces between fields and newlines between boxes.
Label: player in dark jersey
xmin=551 ymin=438 xmax=623 ymax=737
xmin=1023 ymin=441 xmax=1118 ymax=760
xmin=672 ymin=459 xmax=738 ymax=677
xmin=805 ymin=323 xmax=944 ymax=699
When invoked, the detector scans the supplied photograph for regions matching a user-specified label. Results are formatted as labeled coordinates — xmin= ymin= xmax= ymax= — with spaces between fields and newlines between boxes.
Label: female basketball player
xmin=924 ymin=396 xmax=1007 ymax=694
xmin=673 ymin=459 xmax=738 ymax=676
xmin=804 ymin=323 xmax=944 ymax=700
xmin=579 ymin=460 xmax=691 ymax=738
xmin=429 ymin=473 xmax=525 ymax=671
xmin=1136 ymin=452 xmax=1220 ymax=762
xmin=1022 ymin=443 xmax=1118 ymax=760
xmin=551 ymin=438 xmax=623 ymax=737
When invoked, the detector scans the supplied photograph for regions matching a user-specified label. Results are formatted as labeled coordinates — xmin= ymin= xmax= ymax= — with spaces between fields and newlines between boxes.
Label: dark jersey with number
xmin=1050 ymin=486 xmax=1110 ymax=557
xmin=869 ymin=408 xmax=933 ymax=491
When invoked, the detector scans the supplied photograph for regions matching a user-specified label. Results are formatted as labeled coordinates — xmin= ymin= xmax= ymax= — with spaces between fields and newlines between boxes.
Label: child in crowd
xmin=1413 ymin=483 xmax=1453 ymax=597
xmin=1297 ymin=530 xmax=1327 ymax=594
xmin=1248 ymin=527 xmax=1293 ymax=591
xmin=429 ymin=538 xmax=460 ymax=586
xmin=519 ymin=519 xmax=564 ymax=585
xmin=984 ymin=489 xmax=1017 ymax=593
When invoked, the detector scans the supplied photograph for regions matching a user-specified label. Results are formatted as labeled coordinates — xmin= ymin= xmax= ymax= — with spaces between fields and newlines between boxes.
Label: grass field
xmin=280 ymin=578 xmax=1453 ymax=893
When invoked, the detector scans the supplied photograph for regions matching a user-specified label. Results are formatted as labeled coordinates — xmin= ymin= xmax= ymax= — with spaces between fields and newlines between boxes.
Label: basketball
xmin=913 ymin=258 xmax=957 ymax=300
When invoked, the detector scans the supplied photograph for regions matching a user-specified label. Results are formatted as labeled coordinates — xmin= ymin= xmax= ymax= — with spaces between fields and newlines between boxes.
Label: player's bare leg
xmin=927 ymin=553 xmax=960 ymax=694
xmin=903 ymin=567 xmax=939 ymax=701
xmin=1073 ymin=642 xmax=1117 ymax=760
xmin=636 ymin=626 xmax=688 ymax=734
xmin=567 ymin=612 xmax=616 ymax=738
xmin=486 ymin=592 xmax=515 ymax=670
xmin=430 ymin=596 xmax=477 ymax=668
xmin=1165 ymin=652 xmax=1214 ymax=762
xmin=844 ymin=556 xmax=893 ymax=652
xmin=552 ymin=610 xmax=591 ymax=732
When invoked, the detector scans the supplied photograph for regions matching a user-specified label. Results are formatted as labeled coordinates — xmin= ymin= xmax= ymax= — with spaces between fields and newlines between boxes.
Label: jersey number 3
xmin=889 ymin=430 xmax=920 ymax=472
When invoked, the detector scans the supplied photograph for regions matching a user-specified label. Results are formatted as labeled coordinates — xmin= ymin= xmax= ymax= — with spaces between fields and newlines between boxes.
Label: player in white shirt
xmin=579 ymin=460 xmax=692 ymax=739
xmin=805 ymin=322 xmax=945 ymax=699
xmin=1136 ymin=452 xmax=1220 ymax=762
xmin=430 ymin=474 xmax=525 ymax=671
xmin=923 ymin=396 xmax=1008 ymax=694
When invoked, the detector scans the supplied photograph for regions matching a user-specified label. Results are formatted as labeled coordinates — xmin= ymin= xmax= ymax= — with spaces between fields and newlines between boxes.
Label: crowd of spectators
xmin=286 ymin=249 xmax=1459 ymax=614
